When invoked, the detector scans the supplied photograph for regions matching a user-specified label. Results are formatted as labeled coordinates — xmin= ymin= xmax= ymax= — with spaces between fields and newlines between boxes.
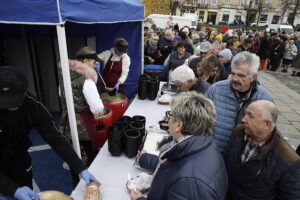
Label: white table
xmin=71 ymin=94 xmax=170 ymax=200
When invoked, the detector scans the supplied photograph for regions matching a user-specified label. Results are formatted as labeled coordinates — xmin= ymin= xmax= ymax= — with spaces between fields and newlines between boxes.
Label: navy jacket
xmin=190 ymin=78 xmax=210 ymax=94
xmin=138 ymin=136 xmax=228 ymax=200
xmin=225 ymin=125 xmax=300 ymax=200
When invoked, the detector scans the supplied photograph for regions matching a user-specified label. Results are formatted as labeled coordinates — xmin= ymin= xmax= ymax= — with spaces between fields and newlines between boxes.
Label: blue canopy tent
xmin=0 ymin=0 xmax=144 ymax=156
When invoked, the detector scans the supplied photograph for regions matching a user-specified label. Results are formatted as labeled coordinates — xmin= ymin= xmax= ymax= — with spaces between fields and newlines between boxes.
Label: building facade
xmin=175 ymin=0 xmax=300 ymax=26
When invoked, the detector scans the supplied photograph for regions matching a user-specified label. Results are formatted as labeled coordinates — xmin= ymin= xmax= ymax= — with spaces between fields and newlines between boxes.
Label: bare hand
xmin=130 ymin=189 xmax=143 ymax=200
xmin=136 ymin=150 xmax=147 ymax=161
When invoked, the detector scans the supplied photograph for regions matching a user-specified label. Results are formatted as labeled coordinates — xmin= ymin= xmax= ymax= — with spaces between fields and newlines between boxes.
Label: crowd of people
xmin=134 ymin=24 xmax=300 ymax=200
xmin=144 ymin=24 xmax=300 ymax=77
xmin=1 ymin=21 xmax=300 ymax=200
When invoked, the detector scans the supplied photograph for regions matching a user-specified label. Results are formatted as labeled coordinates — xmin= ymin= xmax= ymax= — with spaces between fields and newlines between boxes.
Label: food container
xmin=101 ymin=92 xmax=128 ymax=123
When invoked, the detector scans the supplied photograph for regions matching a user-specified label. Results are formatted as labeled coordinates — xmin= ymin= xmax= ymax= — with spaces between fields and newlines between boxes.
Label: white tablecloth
xmin=71 ymin=93 xmax=170 ymax=200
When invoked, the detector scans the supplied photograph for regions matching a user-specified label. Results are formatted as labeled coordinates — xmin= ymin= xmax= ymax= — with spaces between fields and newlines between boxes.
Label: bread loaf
xmin=39 ymin=190 xmax=73 ymax=200
xmin=84 ymin=182 xmax=101 ymax=200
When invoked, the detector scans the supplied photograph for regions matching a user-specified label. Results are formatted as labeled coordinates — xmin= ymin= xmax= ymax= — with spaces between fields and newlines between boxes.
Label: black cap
xmin=115 ymin=38 xmax=128 ymax=53
xmin=0 ymin=66 xmax=28 ymax=109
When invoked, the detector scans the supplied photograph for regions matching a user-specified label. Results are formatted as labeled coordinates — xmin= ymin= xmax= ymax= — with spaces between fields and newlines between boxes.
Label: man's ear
xmin=176 ymin=121 xmax=183 ymax=132
xmin=252 ymin=74 xmax=258 ymax=80
xmin=264 ymin=119 xmax=273 ymax=129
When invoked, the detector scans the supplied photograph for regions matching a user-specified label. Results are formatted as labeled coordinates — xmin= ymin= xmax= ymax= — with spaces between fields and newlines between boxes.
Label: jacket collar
xmin=161 ymin=135 xmax=212 ymax=161
xmin=235 ymin=124 xmax=278 ymax=160
xmin=189 ymin=78 xmax=205 ymax=92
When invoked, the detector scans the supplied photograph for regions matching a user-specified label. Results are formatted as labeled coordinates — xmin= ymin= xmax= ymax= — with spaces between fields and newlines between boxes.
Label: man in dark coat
xmin=130 ymin=92 xmax=228 ymax=200
xmin=155 ymin=30 xmax=173 ymax=65
xmin=171 ymin=64 xmax=210 ymax=94
xmin=269 ymin=36 xmax=285 ymax=71
xmin=0 ymin=66 xmax=98 ymax=200
xmin=225 ymin=100 xmax=300 ymax=200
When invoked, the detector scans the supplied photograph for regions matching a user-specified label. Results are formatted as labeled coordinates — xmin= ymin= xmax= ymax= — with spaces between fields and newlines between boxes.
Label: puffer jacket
xmin=138 ymin=136 xmax=228 ymax=200
xmin=205 ymin=79 xmax=274 ymax=153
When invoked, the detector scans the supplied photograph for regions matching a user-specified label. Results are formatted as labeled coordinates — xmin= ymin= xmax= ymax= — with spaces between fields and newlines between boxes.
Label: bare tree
xmin=279 ymin=0 xmax=293 ymax=23
xmin=287 ymin=0 xmax=300 ymax=26
xmin=169 ymin=0 xmax=180 ymax=16
xmin=255 ymin=0 xmax=269 ymax=25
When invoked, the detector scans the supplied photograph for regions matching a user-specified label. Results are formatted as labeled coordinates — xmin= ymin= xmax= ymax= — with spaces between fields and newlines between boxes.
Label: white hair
xmin=171 ymin=65 xmax=195 ymax=83
xmin=231 ymin=51 xmax=260 ymax=75
xmin=151 ymin=34 xmax=159 ymax=40
xmin=165 ymin=29 xmax=172 ymax=35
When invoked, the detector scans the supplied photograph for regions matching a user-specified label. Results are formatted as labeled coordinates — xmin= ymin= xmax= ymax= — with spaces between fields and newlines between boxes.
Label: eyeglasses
xmin=165 ymin=111 xmax=173 ymax=119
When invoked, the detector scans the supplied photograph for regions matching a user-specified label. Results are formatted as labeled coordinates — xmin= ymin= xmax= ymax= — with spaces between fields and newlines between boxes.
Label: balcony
xmin=197 ymin=3 xmax=208 ymax=8
xmin=208 ymin=4 xmax=219 ymax=9
xmin=246 ymin=2 xmax=258 ymax=10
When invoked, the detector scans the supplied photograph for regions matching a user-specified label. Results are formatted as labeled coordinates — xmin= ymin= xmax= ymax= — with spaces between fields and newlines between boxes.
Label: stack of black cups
xmin=138 ymin=74 xmax=160 ymax=101
xmin=108 ymin=115 xmax=146 ymax=158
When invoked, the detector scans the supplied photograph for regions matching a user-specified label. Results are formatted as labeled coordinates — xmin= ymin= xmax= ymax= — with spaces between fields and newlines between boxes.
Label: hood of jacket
xmin=161 ymin=135 xmax=212 ymax=161
xmin=67 ymin=60 xmax=98 ymax=83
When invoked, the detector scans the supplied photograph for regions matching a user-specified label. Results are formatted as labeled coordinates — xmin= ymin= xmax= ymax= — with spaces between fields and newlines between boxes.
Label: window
xmin=222 ymin=14 xmax=230 ymax=22
xmin=226 ymin=0 xmax=231 ymax=4
xmin=212 ymin=0 xmax=218 ymax=5
xmin=235 ymin=15 xmax=241 ymax=21
xmin=260 ymin=15 xmax=268 ymax=22
xmin=272 ymin=15 xmax=280 ymax=24
xmin=277 ymin=0 xmax=282 ymax=7
xmin=239 ymin=0 xmax=244 ymax=5
xmin=199 ymin=11 xmax=205 ymax=22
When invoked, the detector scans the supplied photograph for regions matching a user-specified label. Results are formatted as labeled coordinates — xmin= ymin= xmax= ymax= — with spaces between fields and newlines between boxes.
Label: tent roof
xmin=0 ymin=0 xmax=144 ymax=25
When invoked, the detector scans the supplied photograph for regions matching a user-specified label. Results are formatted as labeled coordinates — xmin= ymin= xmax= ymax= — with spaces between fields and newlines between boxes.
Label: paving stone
xmin=292 ymin=122 xmax=300 ymax=131
xmin=277 ymin=114 xmax=291 ymax=124
xmin=277 ymin=105 xmax=296 ymax=113
xmin=279 ymin=97 xmax=298 ymax=104
xmin=277 ymin=124 xmax=300 ymax=135
xmin=280 ymin=113 xmax=300 ymax=122
xmin=274 ymin=99 xmax=287 ymax=106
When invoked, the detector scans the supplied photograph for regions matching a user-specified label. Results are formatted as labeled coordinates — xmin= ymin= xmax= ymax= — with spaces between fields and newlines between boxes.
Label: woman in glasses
xmin=197 ymin=55 xmax=226 ymax=84
xmin=130 ymin=92 xmax=227 ymax=200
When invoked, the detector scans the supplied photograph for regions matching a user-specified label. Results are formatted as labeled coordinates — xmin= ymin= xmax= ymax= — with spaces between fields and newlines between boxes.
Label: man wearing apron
xmin=98 ymin=38 xmax=131 ymax=94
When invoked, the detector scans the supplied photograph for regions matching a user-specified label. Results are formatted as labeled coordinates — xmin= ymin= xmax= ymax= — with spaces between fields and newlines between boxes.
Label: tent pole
xmin=141 ymin=21 xmax=144 ymax=74
xmin=56 ymin=25 xmax=81 ymax=158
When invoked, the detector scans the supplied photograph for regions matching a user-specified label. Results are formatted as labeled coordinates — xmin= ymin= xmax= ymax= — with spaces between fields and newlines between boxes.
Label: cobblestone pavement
xmin=258 ymin=70 xmax=300 ymax=150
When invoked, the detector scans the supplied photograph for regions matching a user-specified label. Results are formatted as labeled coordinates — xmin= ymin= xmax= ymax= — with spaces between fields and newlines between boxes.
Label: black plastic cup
xmin=138 ymin=75 xmax=150 ymax=100
xmin=130 ymin=121 xmax=145 ymax=145
xmin=132 ymin=115 xmax=146 ymax=126
xmin=148 ymin=77 xmax=160 ymax=100
xmin=118 ymin=115 xmax=132 ymax=126
xmin=107 ymin=122 xmax=127 ymax=156
xmin=124 ymin=129 xmax=141 ymax=158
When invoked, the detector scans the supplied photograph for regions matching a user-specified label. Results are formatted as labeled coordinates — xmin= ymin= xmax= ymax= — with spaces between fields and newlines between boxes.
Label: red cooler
xmin=94 ymin=106 xmax=113 ymax=147
xmin=101 ymin=93 xmax=128 ymax=123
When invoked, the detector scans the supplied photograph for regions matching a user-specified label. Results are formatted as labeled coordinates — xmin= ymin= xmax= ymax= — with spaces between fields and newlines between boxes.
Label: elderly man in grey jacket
xmin=205 ymin=51 xmax=274 ymax=153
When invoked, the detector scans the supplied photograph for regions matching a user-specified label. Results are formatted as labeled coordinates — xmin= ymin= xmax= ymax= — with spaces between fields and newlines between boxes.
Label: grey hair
xmin=261 ymin=101 xmax=278 ymax=126
xmin=231 ymin=51 xmax=260 ymax=75
xmin=171 ymin=65 xmax=195 ymax=83
xmin=165 ymin=29 xmax=172 ymax=35
xmin=170 ymin=91 xmax=217 ymax=136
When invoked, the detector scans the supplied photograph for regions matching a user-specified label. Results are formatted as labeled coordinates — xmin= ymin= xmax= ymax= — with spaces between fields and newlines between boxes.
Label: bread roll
xmin=84 ymin=182 xmax=101 ymax=200
xmin=39 ymin=190 xmax=73 ymax=200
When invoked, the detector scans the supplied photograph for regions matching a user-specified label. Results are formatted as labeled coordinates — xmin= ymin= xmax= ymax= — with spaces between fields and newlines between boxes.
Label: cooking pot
xmin=101 ymin=92 xmax=128 ymax=123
